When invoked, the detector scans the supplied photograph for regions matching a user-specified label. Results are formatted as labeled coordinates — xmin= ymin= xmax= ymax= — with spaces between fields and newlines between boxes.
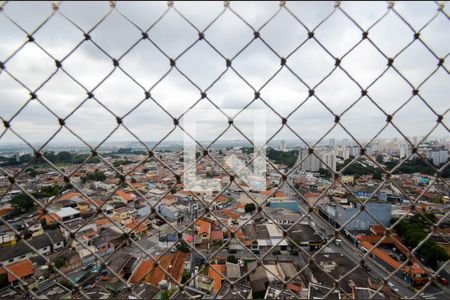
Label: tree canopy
xmin=11 ymin=184 xmax=63 ymax=213
xmin=395 ymin=213 xmax=448 ymax=269
xmin=81 ymin=170 xmax=106 ymax=183
xmin=244 ymin=203 xmax=256 ymax=213
xmin=227 ymin=255 xmax=239 ymax=264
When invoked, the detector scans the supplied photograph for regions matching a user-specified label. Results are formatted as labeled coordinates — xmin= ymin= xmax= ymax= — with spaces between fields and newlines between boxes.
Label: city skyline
xmin=0 ymin=2 xmax=448 ymax=299
xmin=1 ymin=1 xmax=448 ymax=146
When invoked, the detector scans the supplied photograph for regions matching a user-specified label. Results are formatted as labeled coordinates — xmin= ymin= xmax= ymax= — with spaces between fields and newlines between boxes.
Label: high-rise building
xmin=400 ymin=144 xmax=409 ymax=159
xmin=280 ymin=140 xmax=287 ymax=152
xmin=342 ymin=138 xmax=349 ymax=148
xmin=329 ymin=138 xmax=335 ymax=149
xmin=342 ymin=146 xmax=350 ymax=160
xmin=299 ymin=149 xmax=321 ymax=172
xmin=349 ymin=145 xmax=360 ymax=158
xmin=298 ymin=148 xmax=336 ymax=172
xmin=431 ymin=147 xmax=448 ymax=166
xmin=321 ymin=150 xmax=336 ymax=171
xmin=371 ymin=142 xmax=381 ymax=154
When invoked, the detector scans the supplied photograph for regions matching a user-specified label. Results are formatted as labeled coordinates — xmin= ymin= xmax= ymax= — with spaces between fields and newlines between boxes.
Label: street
xmin=284 ymin=175 xmax=449 ymax=299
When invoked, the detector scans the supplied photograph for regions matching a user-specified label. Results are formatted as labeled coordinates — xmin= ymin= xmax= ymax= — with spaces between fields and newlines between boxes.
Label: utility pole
xmin=189 ymin=202 xmax=197 ymax=288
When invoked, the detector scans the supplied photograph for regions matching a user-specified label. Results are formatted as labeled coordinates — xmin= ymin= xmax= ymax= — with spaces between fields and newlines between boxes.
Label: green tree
xmin=59 ymin=280 xmax=74 ymax=291
xmin=288 ymin=241 xmax=299 ymax=255
xmin=161 ymin=290 xmax=170 ymax=300
xmin=0 ymin=273 xmax=8 ymax=288
xmin=20 ymin=154 xmax=32 ymax=163
xmin=113 ymin=160 xmax=133 ymax=167
xmin=177 ymin=240 xmax=190 ymax=253
xmin=11 ymin=193 xmax=35 ymax=213
xmin=395 ymin=215 xmax=449 ymax=270
xmin=37 ymin=185 xmax=61 ymax=198
xmin=376 ymin=154 xmax=384 ymax=164
xmin=227 ymin=255 xmax=238 ymax=264
xmin=244 ymin=203 xmax=256 ymax=213
xmin=56 ymin=151 xmax=72 ymax=163
xmin=181 ymin=270 xmax=191 ymax=284
xmin=81 ymin=170 xmax=106 ymax=183
xmin=266 ymin=148 xmax=299 ymax=168
xmin=26 ymin=168 xmax=38 ymax=177
xmin=54 ymin=258 xmax=65 ymax=269
xmin=372 ymin=171 xmax=382 ymax=180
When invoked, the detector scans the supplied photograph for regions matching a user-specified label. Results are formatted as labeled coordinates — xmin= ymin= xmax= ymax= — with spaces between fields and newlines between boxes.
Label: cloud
xmin=0 ymin=1 xmax=448 ymax=148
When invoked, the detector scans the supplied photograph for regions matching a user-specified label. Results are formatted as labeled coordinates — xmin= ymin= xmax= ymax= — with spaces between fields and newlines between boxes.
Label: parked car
xmin=388 ymin=282 xmax=399 ymax=293
xmin=437 ymin=276 xmax=448 ymax=286
xmin=82 ymin=263 xmax=95 ymax=271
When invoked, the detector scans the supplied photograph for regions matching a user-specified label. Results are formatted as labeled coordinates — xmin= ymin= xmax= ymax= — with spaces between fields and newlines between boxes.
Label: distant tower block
xmin=329 ymin=138 xmax=335 ymax=149
xmin=280 ymin=140 xmax=287 ymax=152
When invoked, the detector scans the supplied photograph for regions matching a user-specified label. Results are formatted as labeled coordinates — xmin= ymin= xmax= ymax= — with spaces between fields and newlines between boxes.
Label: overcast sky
xmin=0 ymin=1 xmax=448 ymax=149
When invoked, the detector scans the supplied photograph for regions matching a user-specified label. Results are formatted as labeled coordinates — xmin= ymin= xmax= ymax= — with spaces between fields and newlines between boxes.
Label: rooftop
xmin=0 ymin=259 xmax=34 ymax=283
xmin=54 ymin=207 xmax=81 ymax=218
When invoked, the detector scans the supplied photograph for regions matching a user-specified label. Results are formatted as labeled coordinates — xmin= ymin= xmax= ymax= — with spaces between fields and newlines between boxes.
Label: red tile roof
xmin=145 ymin=252 xmax=187 ymax=286
xmin=115 ymin=190 xmax=136 ymax=202
xmin=0 ymin=207 xmax=14 ymax=217
xmin=95 ymin=218 xmax=111 ymax=226
xmin=235 ymin=203 xmax=245 ymax=209
xmin=223 ymin=209 xmax=240 ymax=220
xmin=370 ymin=225 xmax=385 ymax=235
xmin=288 ymin=283 xmax=302 ymax=293
xmin=130 ymin=259 xmax=154 ymax=283
xmin=210 ymin=230 xmax=223 ymax=241
xmin=39 ymin=213 xmax=61 ymax=224
xmin=196 ymin=219 xmax=212 ymax=236
xmin=0 ymin=259 xmax=34 ymax=283
xmin=126 ymin=221 xmax=147 ymax=234
xmin=215 ymin=195 xmax=228 ymax=203
xmin=228 ymin=226 xmax=245 ymax=240
xmin=58 ymin=192 xmax=82 ymax=201
xmin=360 ymin=240 xmax=425 ymax=275
xmin=260 ymin=190 xmax=286 ymax=197
xmin=209 ymin=264 xmax=225 ymax=293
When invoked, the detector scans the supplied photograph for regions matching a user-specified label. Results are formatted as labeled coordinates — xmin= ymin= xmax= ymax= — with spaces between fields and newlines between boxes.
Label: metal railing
xmin=0 ymin=1 xmax=449 ymax=299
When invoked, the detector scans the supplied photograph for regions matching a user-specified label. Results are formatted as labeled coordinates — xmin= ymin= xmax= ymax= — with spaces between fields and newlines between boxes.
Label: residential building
xmin=0 ymin=230 xmax=65 ymax=265
xmin=195 ymin=274 xmax=215 ymax=293
xmin=0 ymin=259 xmax=34 ymax=286
xmin=323 ymin=202 xmax=392 ymax=230
xmin=54 ymin=207 xmax=81 ymax=224
xmin=430 ymin=147 xmax=448 ymax=166
xmin=299 ymin=150 xmax=320 ymax=172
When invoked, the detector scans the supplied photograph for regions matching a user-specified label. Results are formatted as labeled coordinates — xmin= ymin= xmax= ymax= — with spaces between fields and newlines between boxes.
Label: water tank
xmin=159 ymin=279 xmax=169 ymax=290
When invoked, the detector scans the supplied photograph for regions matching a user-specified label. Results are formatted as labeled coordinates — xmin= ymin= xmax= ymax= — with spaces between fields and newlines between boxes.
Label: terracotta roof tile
xmin=115 ymin=190 xmax=136 ymax=202
xmin=196 ymin=219 xmax=212 ymax=235
xmin=209 ymin=264 xmax=225 ymax=292
xmin=1 ymin=259 xmax=34 ymax=283
xmin=57 ymin=192 xmax=82 ymax=201
xmin=210 ymin=230 xmax=223 ymax=241
xmin=130 ymin=259 xmax=154 ymax=283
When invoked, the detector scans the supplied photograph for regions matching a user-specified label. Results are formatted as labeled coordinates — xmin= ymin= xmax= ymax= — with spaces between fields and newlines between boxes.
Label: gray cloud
xmin=0 ymin=1 xmax=448 ymax=149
